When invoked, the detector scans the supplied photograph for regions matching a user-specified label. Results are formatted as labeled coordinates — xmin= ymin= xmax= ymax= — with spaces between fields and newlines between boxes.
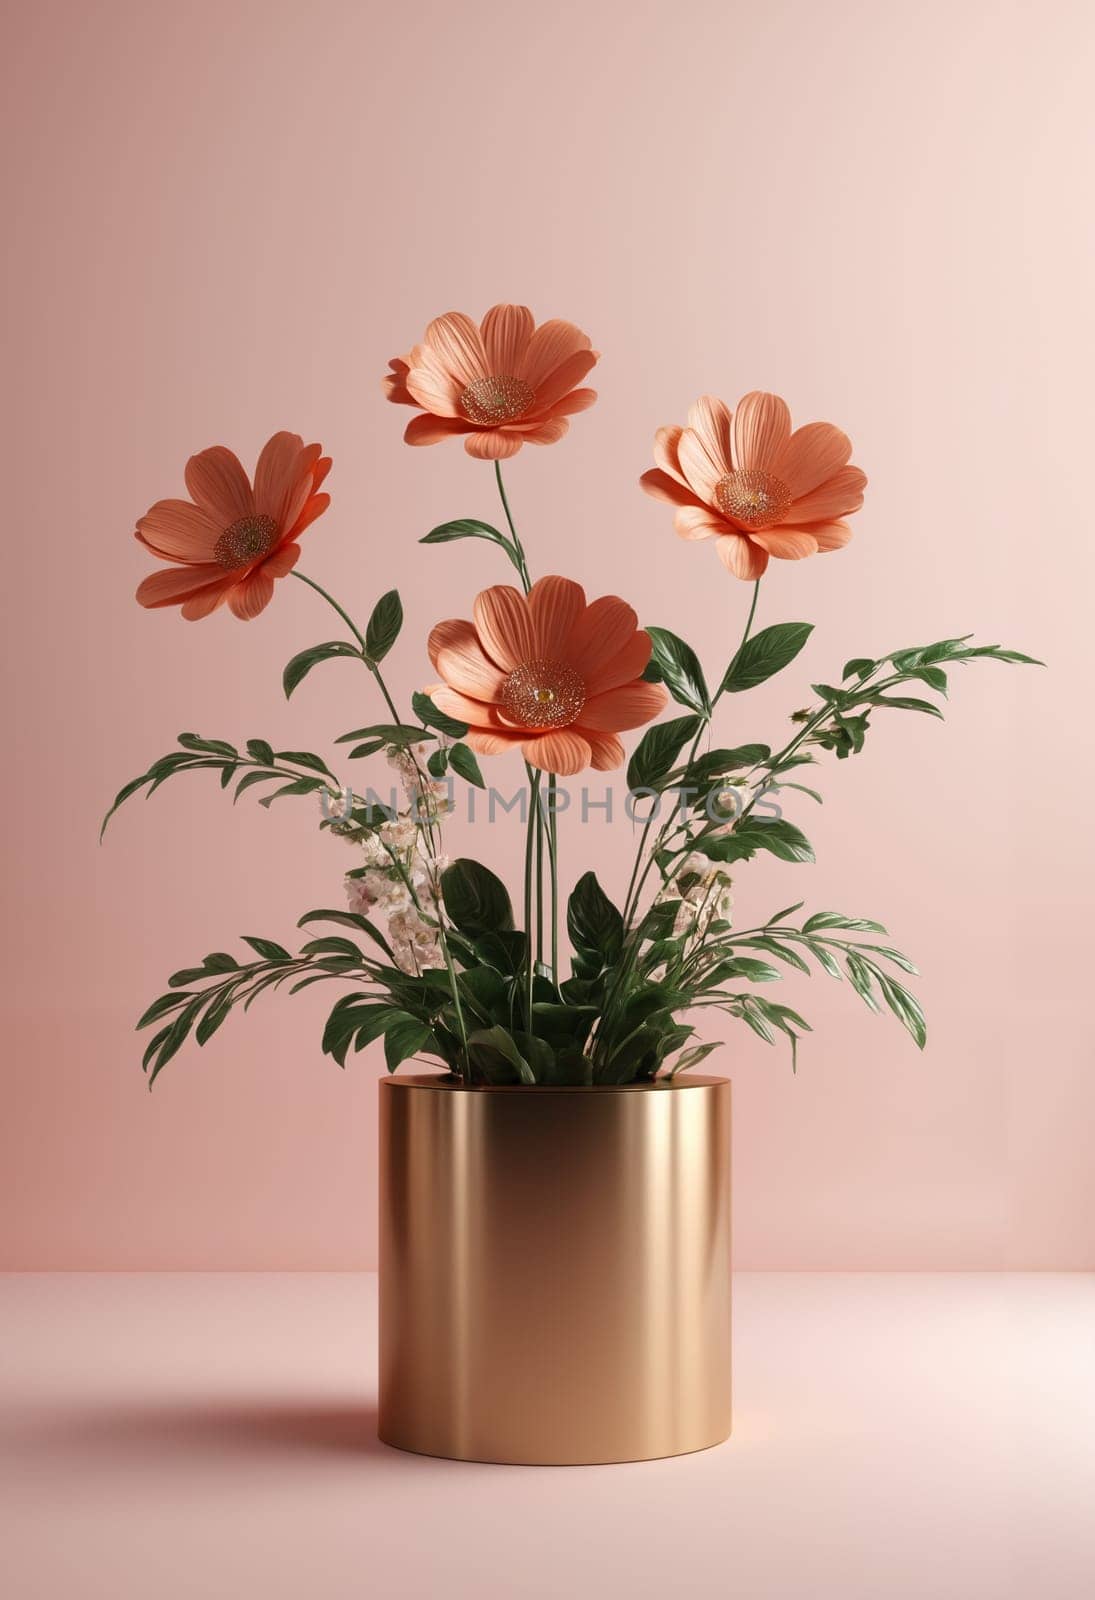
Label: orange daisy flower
xmin=426 ymin=577 xmax=667 ymax=777
xmin=640 ymin=392 xmax=866 ymax=580
xmin=384 ymin=305 xmax=598 ymax=459
xmin=135 ymin=432 xmax=331 ymax=621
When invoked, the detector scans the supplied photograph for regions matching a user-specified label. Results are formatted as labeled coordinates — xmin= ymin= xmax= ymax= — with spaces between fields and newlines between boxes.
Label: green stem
xmin=547 ymin=774 xmax=559 ymax=984
xmin=494 ymin=462 xmax=532 ymax=592
xmin=523 ymin=769 xmax=542 ymax=1030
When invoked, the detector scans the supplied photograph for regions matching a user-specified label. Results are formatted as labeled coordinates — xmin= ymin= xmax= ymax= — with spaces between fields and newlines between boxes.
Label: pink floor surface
xmin=1 ymin=1273 xmax=1091 ymax=1599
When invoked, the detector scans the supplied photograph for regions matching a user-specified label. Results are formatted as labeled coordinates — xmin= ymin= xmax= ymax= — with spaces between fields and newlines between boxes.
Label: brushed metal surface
xmin=378 ymin=1075 xmax=731 ymax=1464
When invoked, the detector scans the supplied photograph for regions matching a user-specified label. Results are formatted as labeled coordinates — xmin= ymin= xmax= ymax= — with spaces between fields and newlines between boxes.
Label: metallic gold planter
xmin=378 ymin=1074 xmax=731 ymax=1465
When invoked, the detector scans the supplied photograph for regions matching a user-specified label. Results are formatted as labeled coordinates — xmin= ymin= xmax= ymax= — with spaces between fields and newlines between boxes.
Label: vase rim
xmin=381 ymin=1072 xmax=729 ymax=1093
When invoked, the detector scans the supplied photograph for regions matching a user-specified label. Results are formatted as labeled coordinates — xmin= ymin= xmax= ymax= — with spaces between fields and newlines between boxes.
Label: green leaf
xmin=246 ymin=739 xmax=275 ymax=765
xmin=567 ymin=872 xmax=624 ymax=974
xmin=273 ymin=750 xmax=333 ymax=775
xmin=282 ymin=641 xmax=362 ymax=699
xmin=722 ymin=623 xmax=813 ymax=694
xmin=364 ymin=590 xmax=403 ymax=665
xmin=645 ymin=627 xmax=711 ymax=715
xmin=420 ymin=518 xmax=520 ymax=565
xmin=384 ymin=1016 xmax=438 ymax=1072
xmin=297 ymin=908 xmax=394 ymax=959
xmin=441 ymin=859 xmax=514 ymax=937
xmin=627 ymin=714 xmax=702 ymax=792
xmin=868 ymin=695 xmax=944 ymax=718
xmin=412 ymin=690 xmax=469 ymax=738
xmin=448 ymin=742 xmax=485 ymax=788
xmin=257 ymin=778 xmax=323 ymax=807
xmin=665 ymin=1040 xmax=721 ymax=1078
xmin=466 ymin=1025 xmax=536 ymax=1084
xmin=427 ymin=747 xmax=449 ymax=778
xmin=136 ymin=992 xmax=194 ymax=1029
xmin=335 ymin=724 xmax=431 ymax=746
xmin=842 ymin=657 xmax=875 ymax=682
xmin=697 ymin=816 xmax=815 ymax=865
xmin=683 ymin=745 xmax=771 ymax=789
xmin=177 ymin=733 xmax=237 ymax=757
xmin=234 ymin=770 xmax=278 ymax=802
xmin=195 ymin=994 xmax=233 ymax=1046
xmin=803 ymin=911 xmax=887 ymax=934
xmin=240 ymin=936 xmax=292 ymax=961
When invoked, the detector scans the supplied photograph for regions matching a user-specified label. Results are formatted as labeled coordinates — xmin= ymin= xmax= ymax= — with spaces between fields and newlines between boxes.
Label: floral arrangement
xmin=105 ymin=305 xmax=1038 ymax=1086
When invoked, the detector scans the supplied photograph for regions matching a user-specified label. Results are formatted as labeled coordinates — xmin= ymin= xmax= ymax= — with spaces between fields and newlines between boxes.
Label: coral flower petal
xmin=429 ymin=620 xmax=508 ymax=700
xmin=406 ymin=361 xmax=463 ymax=418
xmin=254 ymin=432 xmax=307 ymax=523
xmin=785 ymin=467 xmax=867 ymax=524
xmin=466 ymin=729 xmax=525 ymax=754
xmin=529 ymin=576 xmax=587 ymax=658
xmin=789 ymin=519 xmax=854 ymax=551
xmin=550 ymin=387 xmax=598 ymax=418
xmin=136 ymin=499 xmax=220 ymax=563
xmin=184 ymin=446 xmax=253 ymax=525
xmin=581 ymin=682 xmax=669 ymax=732
xmin=181 ymin=583 xmax=233 ymax=622
xmin=227 ymin=567 xmax=275 ymax=620
xmin=585 ymin=631 xmax=652 ymax=696
xmin=263 ymin=542 xmax=302 ymax=578
xmin=136 ymin=563 xmax=227 ymax=607
xmin=404 ymin=414 xmax=473 ymax=445
xmin=518 ymin=320 xmax=592 ymax=387
xmin=749 ymin=527 xmax=819 ymax=559
xmin=640 ymin=469 xmax=707 ymax=511
xmin=732 ymin=391 xmax=792 ymax=472
xmin=464 ymin=431 xmax=524 ymax=460
xmin=521 ymin=730 xmax=592 ymax=777
xmin=653 ymin=426 xmax=692 ymax=488
xmin=425 ymin=312 xmax=489 ymax=384
xmin=526 ymin=350 xmax=598 ymax=414
xmin=674 ymin=505 xmax=725 ymax=540
xmin=512 ymin=418 xmax=570 ymax=446
xmin=776 ymin=422 xmax=853 ymax=498
xmin=579 ymin=729 xmax=626 ymax=771
xmin=481 ymin=304 xmax=535 ymax=373
xmin=288 ymin=492 xmax=331 ymax=542
xmin=431 ymin=685 xmax=501 ymax=726
xmin=564 ymin=595 xmax=640 ymax=678
xmin=686 ymin=396 xmax=734 ymax=477
xmin=473 ymin=587 xmax=538 ymax=671
xmin=716 ymin=534 xmax=770 ymax=580
xmin=677 ymin=428 xmax=723 ymax=501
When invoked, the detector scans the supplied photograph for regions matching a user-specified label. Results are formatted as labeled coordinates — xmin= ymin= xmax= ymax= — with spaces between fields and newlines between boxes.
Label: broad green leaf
xmin=645 ymin=627 xmax=711 ymax=715
xmin=448 ymin=742 xmax=485 ymax=788
xmin=466 ymin=1025 xmax=536 ymax=1084
xmin=246 ymin=739 xmax=275 ymax=764
xmin=412 ymin=690 xmax=469 ymax=738
xmin=697 ymin=816 xmax=814 ymax=865
xmin=803 ymin=911 xmax=888 ymax=934
xmin=627 ymin=714 xmax=702 ymax=792
xmin=441 ymin=859 xmax=514 ymax=937
xmin=722 ymin=623 xmax=813 ymax=694
xmin=364 ymin=590 xmax=403 ymax=665
xmin=282 ymin=641 xmax=362 ymax=699
xmin=567 ymin=872 xmax=624 ymax=973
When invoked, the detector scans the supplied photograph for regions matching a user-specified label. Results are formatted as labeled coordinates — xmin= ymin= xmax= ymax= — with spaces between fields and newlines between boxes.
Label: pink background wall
xmin=2 ymin=0 xmax=1091 ymax=1270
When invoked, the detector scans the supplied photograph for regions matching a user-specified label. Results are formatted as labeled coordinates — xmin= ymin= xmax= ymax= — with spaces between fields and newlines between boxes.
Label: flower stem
xmin=546 ymin=773 xmax=559 ymax=983
xmin=523 ymin=767 xmax=542 ymax=1031
xmin=494 ymin=461 xmax=532 ymax=592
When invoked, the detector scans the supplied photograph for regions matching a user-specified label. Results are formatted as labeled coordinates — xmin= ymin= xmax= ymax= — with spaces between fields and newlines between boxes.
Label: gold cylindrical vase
xmin=378 ymin=1074 xmax=731 ymax=1465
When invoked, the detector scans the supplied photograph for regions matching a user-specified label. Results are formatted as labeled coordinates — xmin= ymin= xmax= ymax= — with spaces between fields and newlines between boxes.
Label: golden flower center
xmin=714 ymin=469 xmax=792 ymax=529
xmin=458 ymin=375 xmax=535 ymax=426
xmin=500 ymin=659 xmax=586 ymax=730
xmin=214 ymin=514 xmax=278 ymax=571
